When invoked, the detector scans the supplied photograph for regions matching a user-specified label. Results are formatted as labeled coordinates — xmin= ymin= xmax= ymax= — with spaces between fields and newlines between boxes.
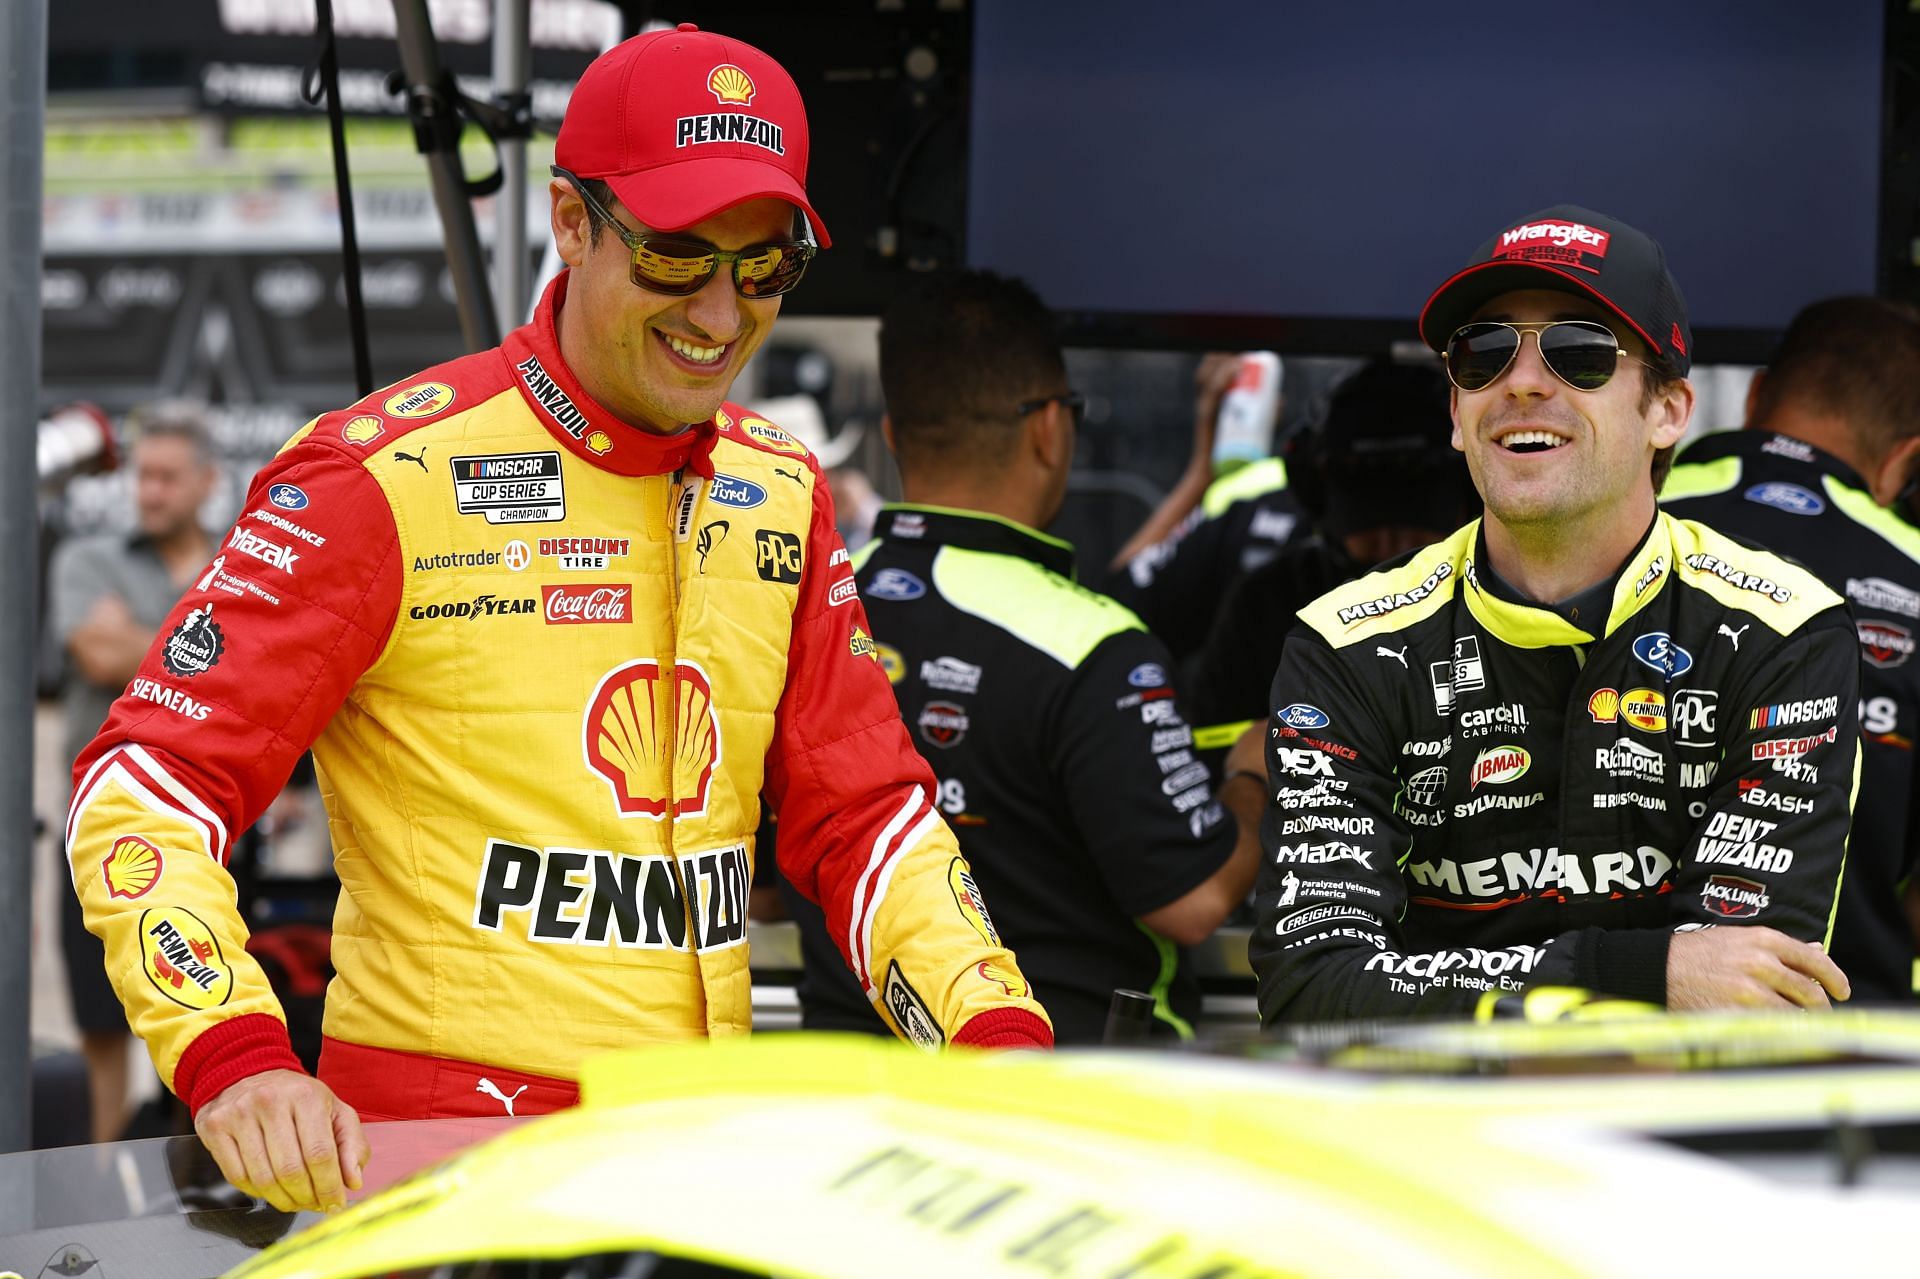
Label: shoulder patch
xmin=930 ymin=545 xmax=1143 ymax=669
xmin=1299 ymin=528 xmax=1471 ymax=647
xmin=1668 ymin=516 xmax=1844 ymax=633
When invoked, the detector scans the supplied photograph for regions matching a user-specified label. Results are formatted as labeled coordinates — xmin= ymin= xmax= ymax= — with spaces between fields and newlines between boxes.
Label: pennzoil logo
xmin=948 ymin=858 xmax=1000 ymax=947
xmin=341 ymin=414 xmax=384 ymax=445
xmin=140 ymin=908 xmax=233 ymax=1010
xmin=583 ymin=659 xmax=721 ymax=820
xmin=384 ymin=381 xmax=456 ymax=419
xmin=1620 ymin=687 xmax=1667 ymax=733
xmin=707 ymin=64 xmax=756 ymax=105
xmin=102 ymin=835 xmax=164 ymax=900
xmin=876 ymin=642 xmax=906 ymax=684
xmin=740 ymin=417 xmax=809 ymax=456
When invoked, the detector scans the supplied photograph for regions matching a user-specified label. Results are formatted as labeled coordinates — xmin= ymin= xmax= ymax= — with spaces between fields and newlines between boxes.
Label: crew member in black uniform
xmin=1251 ymin=206 xmax=1859 ymax=1022
xmin=1665 ymin=296 xmax=1920 ymax=1001
xmin=1182 ymin=361 xmax=1477 ymax=731
xmin=782 ymin=270 xmax=1265 ymax=1042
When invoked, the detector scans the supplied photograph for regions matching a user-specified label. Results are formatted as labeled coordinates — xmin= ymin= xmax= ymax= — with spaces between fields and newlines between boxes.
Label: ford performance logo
xmin=267 ymin=483 xmax=309 ymax=511
xmin=866 ymin=568 xmax=926 ymax=601
xmin=1276 ymin=703 xmax=1330 ymax=730
xmin=1743 ymin=482 xmax=1825 ymax=517
xmin=1631 ymin=631 xmax=1694 ymax=680
xmin=708 ymin=474 xmax=767 ymax=510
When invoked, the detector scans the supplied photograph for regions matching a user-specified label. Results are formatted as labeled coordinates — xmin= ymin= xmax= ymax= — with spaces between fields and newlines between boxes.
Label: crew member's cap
xmin=1418 ymin=204 xmax=1690 ymax=376
xmin=554 ymin=23 xmax=830 ymax=246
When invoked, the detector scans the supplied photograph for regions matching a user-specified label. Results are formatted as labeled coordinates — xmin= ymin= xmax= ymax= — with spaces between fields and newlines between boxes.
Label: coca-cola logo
xmin=542 ymin=584 xmax=633 ymax=625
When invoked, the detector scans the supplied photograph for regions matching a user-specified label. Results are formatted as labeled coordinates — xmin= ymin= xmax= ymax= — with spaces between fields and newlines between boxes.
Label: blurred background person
xmin=48 ymin=401 xmax=217 ymax=1142
xmin=1664 ymin=297 xmax=1920 ymax=1002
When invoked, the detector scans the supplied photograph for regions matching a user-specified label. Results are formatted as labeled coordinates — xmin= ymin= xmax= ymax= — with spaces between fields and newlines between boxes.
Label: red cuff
xmin=174 ymin=1013 xmax=307 ymax=1115
xmin=951 ymin=1008 xmax=1054 ymax=1050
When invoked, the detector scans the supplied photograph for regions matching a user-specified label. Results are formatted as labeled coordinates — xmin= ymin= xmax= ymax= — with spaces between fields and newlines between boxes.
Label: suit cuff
xmin=1566 ymin=926 xmax=1671 ymax=1006
xmin=951 ymin=1007 xmax=1054 ymax=1049
xmin=174 ymin=1013 xmax=307 ymax=1115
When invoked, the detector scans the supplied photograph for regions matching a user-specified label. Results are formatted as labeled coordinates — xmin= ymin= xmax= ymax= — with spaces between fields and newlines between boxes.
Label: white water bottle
xmin=1211 ymin=351 xmax=1283 ymax=475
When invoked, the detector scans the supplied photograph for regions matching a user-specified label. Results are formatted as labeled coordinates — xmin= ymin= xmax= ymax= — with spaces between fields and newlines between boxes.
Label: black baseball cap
xmin=1418 ymin=205 xmax=1692 ymax=377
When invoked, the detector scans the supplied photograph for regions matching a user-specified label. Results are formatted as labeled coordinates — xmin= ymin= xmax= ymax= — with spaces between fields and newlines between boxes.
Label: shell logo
xmin=714 ymin=408 xmax=734 ymax=430
xmin=1621 ymin=687 xmax=1667 ymax=733
xmin=1469 ymin=745 xmax=1530 ymax=789
xmin=140 ymin=907 xmax=233 ymax=1010
xmin=1588 ymin=687 xmax=1620 ymax=723
xmin=102 ymin=835 xmax=163 ymax=900
xmin=583 ymin=659 xmax=721 ymax=819
xmin=585 ymin=430 xmax=613 ymax=456
xmin=341 ymin=414 xmax=384 ymax=445
xmin=977 ymin=959 xmax=1029 ymax=999
xmin=948 ymin=858 xmax=1000 ymax=947
xmin=383 ymin=381 xmax=456 ymax=419
xmin=707 ymin=63 xmax=756 ymax=106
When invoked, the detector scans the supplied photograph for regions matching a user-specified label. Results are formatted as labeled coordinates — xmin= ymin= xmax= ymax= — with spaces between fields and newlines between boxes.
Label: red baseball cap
xmin=554 ymin=23 xmax=830 ymax=247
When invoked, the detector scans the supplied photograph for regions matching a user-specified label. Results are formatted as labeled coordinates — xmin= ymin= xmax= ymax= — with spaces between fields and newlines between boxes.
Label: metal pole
xmin=0 ymin=0 xmax=46 ymax=1154
xmin=391 ymin=0 xmax=500 ymax=351
xmin=492 ymin=0 xmax=531 ymax=334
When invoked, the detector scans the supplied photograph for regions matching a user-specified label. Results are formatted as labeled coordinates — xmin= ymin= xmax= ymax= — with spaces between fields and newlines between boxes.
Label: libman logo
xmin=102 ymin=835 xmax=164 ymax=900
xmin=949 ymin=858 xmax=1000 ymax=947
xmin=1491 ymin=219 xmax=1610 ymax=273
xmin=1469 ymin=745 xmax=1530 ymax=789
xmin=140 ymin=908 xmax=232 ymax=1010
xmin=383 ymin=381 xmax=455 ymax=419
xmin=583 ymin=659 xmax=720 ymax=820
xmin=1702 ymin=874 xmax=1770 ymax=919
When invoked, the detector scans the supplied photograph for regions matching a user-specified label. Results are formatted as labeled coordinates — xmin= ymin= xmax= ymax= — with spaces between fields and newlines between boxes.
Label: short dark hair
xmin=1750 ymin=296 xmax=1920 ymax=460
xmin=878 ymin=270 xmax=1066 ymax=476
xmin=128 ymin=400 xmax=214 ymax=466
xmin=1638 ymin=352 xmax=1686 ymax=493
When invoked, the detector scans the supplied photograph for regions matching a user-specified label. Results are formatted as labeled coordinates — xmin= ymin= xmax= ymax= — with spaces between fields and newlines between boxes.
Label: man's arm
xmin=49 ymin=539 xmax=155 ymax=688
xmin=1107 ymin=352 xmax=1239 ymax=570
xmin=764 ymin=455 xmax=1052 ymax=1048
xmin=67 ymin=435 xmax=400 ymax=1208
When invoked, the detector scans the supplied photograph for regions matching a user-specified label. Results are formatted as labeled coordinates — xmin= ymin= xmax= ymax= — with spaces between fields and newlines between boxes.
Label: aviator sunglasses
xmin=1443 ymin=320 xmax=1649 ymax=393
xmin=553 ymin=165 xmax=816 ymax=299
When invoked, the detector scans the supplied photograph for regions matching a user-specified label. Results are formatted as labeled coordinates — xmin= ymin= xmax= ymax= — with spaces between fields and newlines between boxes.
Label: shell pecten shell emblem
xmin=707 ymin=63 xmax=756 ymax=106
xmin=584 ymin=659 xmax=721 ymax=819
xmin=586 ymin=430 xmax=614 ymax=456
xmin=341 ymin=414 xmax=384 ymax=445
xmin=102 ymin=835 xmax=164 ymax=900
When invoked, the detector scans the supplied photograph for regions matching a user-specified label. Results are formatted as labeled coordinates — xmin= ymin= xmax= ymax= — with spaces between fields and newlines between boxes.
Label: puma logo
xmin=1376 ymin=644 xmax=1409 ymax=669
xmin=1718 ymin=622 xmax=1748 ymax=650
xmin=773 ymin=464 xmax=806 ymax=488
xmin=393 ymin=446 xmax=428 ymax=472
xmin=476 ymin=1077 xmax=528 ymax=1116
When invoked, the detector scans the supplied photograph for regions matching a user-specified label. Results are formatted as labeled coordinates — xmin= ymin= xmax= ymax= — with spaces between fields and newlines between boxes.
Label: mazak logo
xmin=1859 ymin=620 xmax=1916 ymax=669
xmin=583 ymin=659 xmax=720 ymax=820
xmin=542 ymin=585 xmax=633 ymax=625
xmin=228 ymin=525 xmax=299 ymax=573
xmin=1469 ymin=746 xmax=1529 ymax=789
xmin=707 ymin=63 xmax=756 ymax=105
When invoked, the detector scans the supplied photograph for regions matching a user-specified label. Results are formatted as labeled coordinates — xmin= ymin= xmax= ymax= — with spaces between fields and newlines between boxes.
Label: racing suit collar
xmin=1463 ymin=513 xmax=1673 ymax=648
xmin=874 ymin=504 xmax=1077 ymax=578
xmin=501 ymin=271 xmax=719 ymax=481
xmin=1684 ymin=427 xmax=1871 ymax=492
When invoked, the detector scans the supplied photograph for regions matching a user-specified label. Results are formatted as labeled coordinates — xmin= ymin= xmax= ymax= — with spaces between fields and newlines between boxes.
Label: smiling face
xmin=551 ymin=181 xmax=792 ymax=435
xmin=1450 ymin=289 xmax=1690 ymax=539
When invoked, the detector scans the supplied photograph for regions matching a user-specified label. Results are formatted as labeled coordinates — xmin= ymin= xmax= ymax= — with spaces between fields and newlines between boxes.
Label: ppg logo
xmin=754 ymin=530 xmax=803 ymax=584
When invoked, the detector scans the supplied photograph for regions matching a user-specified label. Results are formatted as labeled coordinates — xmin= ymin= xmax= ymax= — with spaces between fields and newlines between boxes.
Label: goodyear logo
xmin=1621 ymin=687 xmax=1667 ymax=733
xmin=341 ymin=414 xmax=384 ymax=445
xmin=708 ymin=63 xmax=755 ymax=105
xmin=741 ymin=417 xmax=809 ymax=456
xmin=384 ymin=381 xmax=456 ymax=419
xmin=102 ymin=835 xmax=164 ymax=900
xmin=140 ymin=908 xmax=233 ymax=1010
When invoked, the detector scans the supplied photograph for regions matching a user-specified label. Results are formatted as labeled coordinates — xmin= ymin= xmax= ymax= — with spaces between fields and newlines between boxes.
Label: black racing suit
xmin=1666 ymin=429 xmax=1920 ymax=1000
xmin=787 ymin=505 xmax=1237 ymax=1043
xmin=1251 ymin=513 xmax=1860 ymax=1023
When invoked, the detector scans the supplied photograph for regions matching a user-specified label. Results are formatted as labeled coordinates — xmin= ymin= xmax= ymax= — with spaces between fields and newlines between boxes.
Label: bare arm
xmin=1138 ymin=733 xmax=1265 ymax=945
xmin=1108 ymin=353 xmax=1241 ymax=570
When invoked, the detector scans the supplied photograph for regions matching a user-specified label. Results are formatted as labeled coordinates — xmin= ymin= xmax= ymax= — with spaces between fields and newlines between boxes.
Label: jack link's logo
xmin=583 ymin=659 xmax=721 ymax=820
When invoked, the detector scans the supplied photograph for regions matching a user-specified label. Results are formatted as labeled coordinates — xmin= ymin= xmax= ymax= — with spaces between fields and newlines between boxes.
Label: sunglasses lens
xmin=1447 ymin=324 xmax=1520 ymax=391
xmin=735 ymin=244 xmax=813 ymax=298
xmin=631 ymin=239 xmax=718 ymax=295
xmin=1539 ymin=322 xmax=1622 ymax=390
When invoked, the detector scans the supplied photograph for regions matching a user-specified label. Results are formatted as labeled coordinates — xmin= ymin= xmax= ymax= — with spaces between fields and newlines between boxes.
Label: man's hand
xmin=1667 ymin=927 xmax=1851 ymax=1010
xmin=194 ymin=1069 xmax=368 ymax=1213
xmin=1186 ymin=352 xmax=1243 ymax=472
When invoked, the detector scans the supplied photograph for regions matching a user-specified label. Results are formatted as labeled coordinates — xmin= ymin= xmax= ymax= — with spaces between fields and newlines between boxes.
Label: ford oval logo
xmin=1127 ymin=663 xmax=1167 ymax=688
xmin=1276 ymin=703 xmax=1330 ymax=729
xmin=1743 ymin=482 xmax=1825 ymax=517
xmin=267 ymin=483 xmax=309 ymax=511
xmin=708 ymin=474 xmax=767 ymax=510
xmin=1631 ymin=631 xmax=1694 ymax=680
xmin=866 ymin=568 xmax=927 ymax=601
